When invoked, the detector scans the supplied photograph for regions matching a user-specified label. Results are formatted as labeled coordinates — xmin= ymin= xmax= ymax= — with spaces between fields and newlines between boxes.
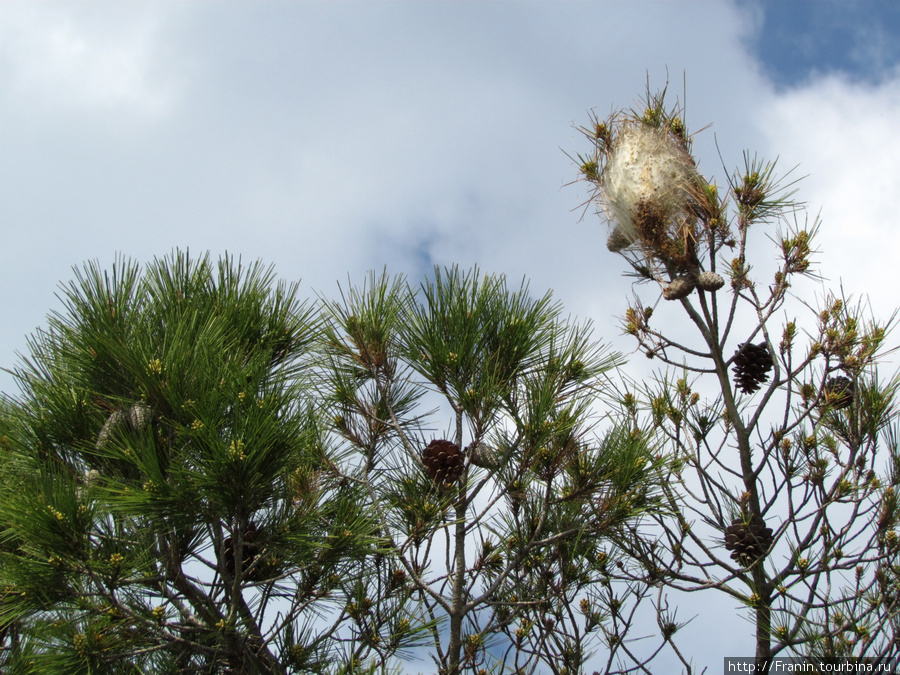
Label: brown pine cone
xmin=732 ymin=343 xmax=773 ymax=394
xmin=724 ymin=514 xmax=774 ymax=564
xmin=422 ymin=439 xmax=465 ymax=485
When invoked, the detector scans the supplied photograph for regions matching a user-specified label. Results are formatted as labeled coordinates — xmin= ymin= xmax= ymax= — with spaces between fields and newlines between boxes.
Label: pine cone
xmin=662 ymin=276 xmax=695 ymax=301
xmin=822 ymin=376 xmax=854 ymax=410
xmin=732 ymin=342 xmax=773 ymax=394
xmin=724 ymin=514 xmax=774 ymax=564
xmin=466 ymin=441 xmax=499 ymax=470
xmin=695 ymin=271 xmax=725 ymax=292
xmin=423 ymin=440 xmax=465 ymax=485
xmin=224 ymin=522 xmax=264 ymax=581
xmin=96 ymin=403 xmax=155 ymax=449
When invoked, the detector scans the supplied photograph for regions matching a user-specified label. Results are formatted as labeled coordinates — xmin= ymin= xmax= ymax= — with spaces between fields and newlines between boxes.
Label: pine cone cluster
xmin=724 ymin=514 xmax=774 ymax=565
xmin=732 ymin=343 xmax=773 ymax=394
xmin=823 ymin=376 xmax=854 ymax=410
xmin=422 ymin=440 xmax=465 ymax=485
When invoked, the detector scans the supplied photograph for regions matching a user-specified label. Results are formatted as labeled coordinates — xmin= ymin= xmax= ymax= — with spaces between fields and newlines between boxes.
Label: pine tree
xmin=0 ymin=252 xmax=378 ymax=674
xmin=318 ymin=267 xmax=671 ymax=674
xmin=0 ymin=253 xmax=673 ymax=673
xmin=574 ymin=86 xmax=900 ymax=665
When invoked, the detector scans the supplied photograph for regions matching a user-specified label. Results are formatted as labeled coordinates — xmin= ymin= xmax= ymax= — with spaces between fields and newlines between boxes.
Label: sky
xmin=2 ymin=1 xmax=900 ymax=671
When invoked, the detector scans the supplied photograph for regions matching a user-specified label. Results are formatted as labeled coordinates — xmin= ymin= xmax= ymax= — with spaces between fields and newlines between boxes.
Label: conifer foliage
xmin=319 ymin=267 xmax=668 ymax=675
xmin=575 ymin=86 xmax=900 ymax=664
xmin=0 ymin=253 xmax=376 ymax=674
xmin=0 ymin=253 xmax=669 ymax=674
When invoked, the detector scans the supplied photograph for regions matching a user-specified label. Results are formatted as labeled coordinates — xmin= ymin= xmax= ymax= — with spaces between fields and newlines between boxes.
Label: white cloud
xmin=4 ymin=1 xmax=898 ymax=670
xmin=0 ymin=3 xmax=185 ymax=119
xmin=757 ymin=73 xmax=900 ymax=321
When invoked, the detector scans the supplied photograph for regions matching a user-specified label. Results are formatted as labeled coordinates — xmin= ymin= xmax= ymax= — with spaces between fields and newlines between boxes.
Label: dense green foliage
xmin=0 ymin=252 xmax=665 ymax=674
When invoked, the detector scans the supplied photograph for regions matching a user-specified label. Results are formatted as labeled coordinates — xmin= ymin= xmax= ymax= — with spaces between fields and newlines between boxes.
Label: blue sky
xmin=2 ymin=1 xmax=900 ymax=671
xmin=746 ymin=0 xmax=900 ymax=86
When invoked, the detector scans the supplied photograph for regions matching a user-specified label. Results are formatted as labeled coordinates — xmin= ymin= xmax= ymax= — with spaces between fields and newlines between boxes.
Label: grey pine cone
xmin=696 ymin=271 xmax=725 ymax=292
xmin=467 ymin=442 xmax=499 ymax=470
xmin=662 ymin=276 xmax=695 ymax=301
xmin=97 ymin=403 xmax=155 ymax=449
